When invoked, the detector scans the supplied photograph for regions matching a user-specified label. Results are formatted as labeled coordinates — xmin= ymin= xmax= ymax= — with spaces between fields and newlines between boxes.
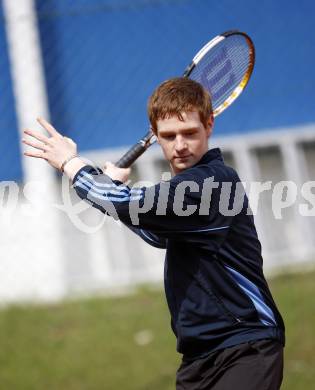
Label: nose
xmin=174 ymin=135 xmax=188 ymax=153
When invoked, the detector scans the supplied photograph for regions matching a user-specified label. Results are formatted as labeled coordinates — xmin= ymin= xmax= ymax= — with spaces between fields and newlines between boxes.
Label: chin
xmin=173 ymin=161 xmax=194 ymax=174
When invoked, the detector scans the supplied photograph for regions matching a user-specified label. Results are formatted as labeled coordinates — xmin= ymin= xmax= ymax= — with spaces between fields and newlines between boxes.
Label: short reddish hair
xmin=148 ymin=77 xmax=213 ymax=134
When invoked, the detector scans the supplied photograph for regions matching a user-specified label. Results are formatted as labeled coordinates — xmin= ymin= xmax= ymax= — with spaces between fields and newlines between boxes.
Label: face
xmin=156 ymin=110 xmax=213 ymax=174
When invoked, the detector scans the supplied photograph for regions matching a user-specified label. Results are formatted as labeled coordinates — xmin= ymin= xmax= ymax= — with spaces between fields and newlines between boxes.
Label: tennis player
xmin=23 ymin=77 xmax=285 ymax=389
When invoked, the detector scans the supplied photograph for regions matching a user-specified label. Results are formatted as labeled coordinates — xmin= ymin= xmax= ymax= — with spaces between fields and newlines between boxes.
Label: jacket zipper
xmin=197 ymin=271 xmax=243 ymax=323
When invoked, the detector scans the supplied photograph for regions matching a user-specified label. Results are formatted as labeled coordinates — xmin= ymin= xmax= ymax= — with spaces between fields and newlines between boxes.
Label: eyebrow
xmin=159 ymin=127 xmax=199 ymax=135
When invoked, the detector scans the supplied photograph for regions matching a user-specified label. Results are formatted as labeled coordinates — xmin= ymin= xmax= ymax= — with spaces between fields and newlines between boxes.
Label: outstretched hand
xmin=23 ymin=117 xmax=77 ymax=171
xmin=23 ymin=118 xmax=131 ymax=182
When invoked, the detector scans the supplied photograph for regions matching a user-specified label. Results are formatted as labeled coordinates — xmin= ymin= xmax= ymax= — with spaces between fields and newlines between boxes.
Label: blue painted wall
xmin=0 ymin=0 xmax=314 ymax=180
xmin=0 ymin=2 xmax=21 ymax=181
xmin=36 ymin=0 xmax=314 ymax=152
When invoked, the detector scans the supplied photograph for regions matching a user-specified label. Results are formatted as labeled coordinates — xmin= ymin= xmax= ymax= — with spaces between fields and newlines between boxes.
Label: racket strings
xmin=189 ymin=35 xmax=253 ymax=112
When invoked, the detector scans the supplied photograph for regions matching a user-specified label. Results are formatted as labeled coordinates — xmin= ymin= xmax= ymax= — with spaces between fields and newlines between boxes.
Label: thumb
xmin=103 ymin=161 xmax=114 ymax=170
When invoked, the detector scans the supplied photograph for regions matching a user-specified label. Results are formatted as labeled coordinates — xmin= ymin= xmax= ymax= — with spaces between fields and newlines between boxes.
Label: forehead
xmin=157 ymin=111 xmax=202 ymax=133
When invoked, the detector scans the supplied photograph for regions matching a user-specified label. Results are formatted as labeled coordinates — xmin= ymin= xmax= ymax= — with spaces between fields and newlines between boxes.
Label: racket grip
xmin=115 ymin=142 xmax=146 ymax=168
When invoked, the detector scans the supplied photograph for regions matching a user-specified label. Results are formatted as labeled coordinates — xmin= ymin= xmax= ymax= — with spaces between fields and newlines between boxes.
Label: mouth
xmin=174 ymin=154 xmax=191 ymax=160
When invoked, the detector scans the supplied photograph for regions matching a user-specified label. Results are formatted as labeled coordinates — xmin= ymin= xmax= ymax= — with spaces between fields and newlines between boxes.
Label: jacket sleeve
xmin=72 ymin=164 xmax=239 ymax=250
xmin=124 ymin=224 xmax=167 ymax=249
xmin=71 ymin=165 xmax=167 ymax=248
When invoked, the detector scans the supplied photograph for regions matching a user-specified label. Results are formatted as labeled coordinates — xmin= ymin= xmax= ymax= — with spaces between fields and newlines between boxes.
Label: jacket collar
xmin=195 ymin=148 xmax=223 ymax=166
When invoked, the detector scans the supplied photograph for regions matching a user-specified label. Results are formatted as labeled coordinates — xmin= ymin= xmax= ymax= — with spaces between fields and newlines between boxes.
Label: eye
xmin=162 ymin=134 xmax=175 ymax=140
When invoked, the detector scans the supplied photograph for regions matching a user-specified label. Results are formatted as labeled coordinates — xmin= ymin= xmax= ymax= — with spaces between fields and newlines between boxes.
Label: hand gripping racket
xmin=116 ymin=30 xmax=255 ymax=168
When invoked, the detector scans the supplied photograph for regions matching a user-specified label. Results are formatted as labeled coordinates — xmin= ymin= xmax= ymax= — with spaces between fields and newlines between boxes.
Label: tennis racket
xmin=116 ymin=30 xmax=255 ymax=168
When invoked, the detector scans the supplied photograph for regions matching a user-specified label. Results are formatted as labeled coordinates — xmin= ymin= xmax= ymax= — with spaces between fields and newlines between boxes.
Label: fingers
xmin=22 ymin=137 xmax=48 ymax=151
xmin=24 ymin=150 xmax=46 ymax=159
xmin=37 ymin=117 xmax=61 ymax=137
xmin=23 ymin=128 xmax=51 ymax=144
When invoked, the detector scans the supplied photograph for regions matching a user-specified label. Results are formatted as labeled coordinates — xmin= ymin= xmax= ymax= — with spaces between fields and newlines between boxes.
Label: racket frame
xmin=116 ymin=30 xmax=255 ymax=168
xmin=184 ymin=30 xmax=255 ymax=117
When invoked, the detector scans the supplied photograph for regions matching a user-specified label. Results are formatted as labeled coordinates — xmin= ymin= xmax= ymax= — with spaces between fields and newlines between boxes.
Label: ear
xmin=206 ymin=114 xmax=214 ymax=138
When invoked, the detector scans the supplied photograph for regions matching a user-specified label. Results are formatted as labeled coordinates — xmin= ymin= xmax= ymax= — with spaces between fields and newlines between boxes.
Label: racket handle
xmin=115 ymin=131 xmax=156 ymax=168
xmin=116 ymin=142 xmax=146 ymax=168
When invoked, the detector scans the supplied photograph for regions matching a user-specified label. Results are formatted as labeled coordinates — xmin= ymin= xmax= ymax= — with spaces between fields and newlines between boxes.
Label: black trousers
xmin=176 ymin=339 xmax=284 ymax=390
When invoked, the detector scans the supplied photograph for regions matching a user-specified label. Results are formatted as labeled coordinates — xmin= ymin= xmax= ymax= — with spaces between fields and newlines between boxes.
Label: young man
xmin=24 ymin=78 xmax=285 ymax=389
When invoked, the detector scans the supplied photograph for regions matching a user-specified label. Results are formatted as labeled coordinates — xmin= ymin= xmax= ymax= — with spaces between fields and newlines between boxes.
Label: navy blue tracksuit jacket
xmin=73 ymin=148 xmax=285 ymax=360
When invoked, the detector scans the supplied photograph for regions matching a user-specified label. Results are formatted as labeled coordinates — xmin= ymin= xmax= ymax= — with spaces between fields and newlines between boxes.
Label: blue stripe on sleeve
xmin=73 ymin=171 xmax=144 ymax=203
xmin=77 ymin=171 xmax=143 ymax=195
xmin=74 ymin=181 xmax=143 ymax=203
